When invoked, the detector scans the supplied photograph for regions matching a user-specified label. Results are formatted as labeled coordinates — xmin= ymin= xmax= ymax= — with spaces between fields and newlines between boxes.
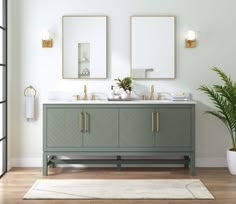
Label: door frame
xmin=0 ymin=0 xmax=7 ymax=178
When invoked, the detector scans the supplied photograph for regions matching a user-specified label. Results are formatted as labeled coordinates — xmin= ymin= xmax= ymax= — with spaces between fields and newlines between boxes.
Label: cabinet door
xmin=46 ymin=108 xmax=65 ymax=147
xmin=64 ymin=109 xmax=83 ymax=147
xmin=83 ymin=108 xmax=119 ymax=147
xmin=155 ymin=108 xmax=192 ymax=148
xmin=120 ymin=108 xmax=155 ymax=147
xmin=46 ymin=108 xmax=83 ymax=147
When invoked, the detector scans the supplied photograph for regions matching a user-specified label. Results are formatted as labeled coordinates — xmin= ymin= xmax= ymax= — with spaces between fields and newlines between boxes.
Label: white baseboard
xmin=196 ymin=157 xmax=227 ymax=167
xmin=10 ymin=158 xmax=43 ymax=168
xmin=8 ymin=157 xmax=227 ymax=168
xmin=8 ymin=160 xmax=13 ymax=170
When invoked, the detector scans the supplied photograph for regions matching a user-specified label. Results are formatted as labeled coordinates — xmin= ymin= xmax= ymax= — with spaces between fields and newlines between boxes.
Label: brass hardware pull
xmin=84 ymin=112 xmax=87 ymax=132
xmin=152 ymin=112 xmax=154 ymax=132
xmin=79 ymin=112 xmax=83 ymax=132
xmin=156 ymin=112 xmax=159 ymax=132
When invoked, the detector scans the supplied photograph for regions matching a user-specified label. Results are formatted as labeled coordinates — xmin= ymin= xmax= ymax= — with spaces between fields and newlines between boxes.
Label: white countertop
xmin=43 ymin=100 xmax=197 ymax=105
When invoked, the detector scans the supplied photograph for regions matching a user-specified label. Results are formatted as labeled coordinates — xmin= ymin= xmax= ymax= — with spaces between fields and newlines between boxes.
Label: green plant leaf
xmin=114 ymin=77 xmax=132 ymax=92
xmin=199 ymin=67 xmax=236 ymax=149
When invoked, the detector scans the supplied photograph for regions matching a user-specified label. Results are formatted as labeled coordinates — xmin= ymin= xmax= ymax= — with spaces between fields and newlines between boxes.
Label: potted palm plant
xmin=199 ymin=67 xmax=236 ymax=175
xmin=114 ymin=77 xmax=132 ymax=99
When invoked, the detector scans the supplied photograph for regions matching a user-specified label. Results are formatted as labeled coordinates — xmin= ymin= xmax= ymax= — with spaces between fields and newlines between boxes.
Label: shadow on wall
xmin=195 ymin=101 xmax=231 ymax=158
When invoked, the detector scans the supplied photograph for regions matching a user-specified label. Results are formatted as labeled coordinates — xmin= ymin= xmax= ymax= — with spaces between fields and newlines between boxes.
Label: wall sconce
xmin=42 ymin=31 xmax=53 ymax=48
xmin=185 ymin=30 xmax=196 ymax=48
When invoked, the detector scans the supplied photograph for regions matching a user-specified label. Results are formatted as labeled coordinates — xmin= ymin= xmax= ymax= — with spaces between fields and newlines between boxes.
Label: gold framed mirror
xmin=62 ymin=16 xmax=108 ymax=79
xmin=131 ymin=16 xmax=175 ymax=79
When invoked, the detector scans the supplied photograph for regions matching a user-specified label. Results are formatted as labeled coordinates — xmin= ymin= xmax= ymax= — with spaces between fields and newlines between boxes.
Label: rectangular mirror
xmin=131 ymin=16 xmax=175 ymax=79
xmin=62 ymin=16 xmax=107 ymax=79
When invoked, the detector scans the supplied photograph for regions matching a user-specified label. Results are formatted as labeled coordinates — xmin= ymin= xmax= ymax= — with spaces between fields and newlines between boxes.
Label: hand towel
xmin=25 ymin=95 xmax=35 ymax=121
xmin=132 ymin=69 xmax=146 ymax=78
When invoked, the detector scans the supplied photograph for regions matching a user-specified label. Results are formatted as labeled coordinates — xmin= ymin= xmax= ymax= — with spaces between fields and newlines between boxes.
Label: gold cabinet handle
xmin=84 ymin=112 xmax=87 ymax=132
xmin=152 ymin=112 xmax=154 ymax=132
xmin=80 ymin=112 xmax=84 ymax=132
xmin=156 ymin=112 xmax=159 ymax=132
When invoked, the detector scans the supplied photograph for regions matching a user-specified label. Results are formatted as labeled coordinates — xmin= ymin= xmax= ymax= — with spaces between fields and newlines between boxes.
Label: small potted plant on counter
xmin=199 ymin=67 xmax=236 ymax=175
xmin=115 ymin=77 xmax=132 ymax=99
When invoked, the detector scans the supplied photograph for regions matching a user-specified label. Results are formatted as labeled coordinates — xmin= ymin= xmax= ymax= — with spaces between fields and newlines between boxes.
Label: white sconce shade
xmin=185 ymin=30 xmax=196 ymax=48
xmin=42 ymin=30 xmax=51 ymax=40
xmin=186 ymin=30 xmax=196 ymax=41
xmin=41 ymin=30 xmax=53 ymax=48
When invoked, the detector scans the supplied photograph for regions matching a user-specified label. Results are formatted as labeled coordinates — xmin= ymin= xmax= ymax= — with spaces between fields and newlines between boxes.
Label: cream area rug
xmin=23 ymin=179 xmax=214 ymax=200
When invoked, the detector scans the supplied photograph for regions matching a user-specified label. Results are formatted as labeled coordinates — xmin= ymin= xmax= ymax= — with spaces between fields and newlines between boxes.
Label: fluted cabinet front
xmin=46 ymin=108 xmax=83 ymax=148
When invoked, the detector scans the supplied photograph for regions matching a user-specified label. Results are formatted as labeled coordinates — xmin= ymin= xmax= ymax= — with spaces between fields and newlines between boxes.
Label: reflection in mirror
xmin=78 ymin=43 xmax=90 ymax=77
xmin=62 ymin=16 xmax=107 ymax=79
xmin=131 ymin=16 xmax=175 ymax=79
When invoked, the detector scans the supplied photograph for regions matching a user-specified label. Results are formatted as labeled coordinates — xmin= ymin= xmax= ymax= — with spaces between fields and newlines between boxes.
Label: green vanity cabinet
xmin=120 ymin=108 xmax=155 ymax=147
xmin=46 ymin=108 xmax=83 ymax=148
xmin=155 ymin=108 xmax=192 ymax=148
xmin=83 ymin=108 xmax=119 ymax=147
xmin=120 ymin=107 xmax=192 ymax=149
xmin=44 ymin=106 xmax=119 ymax=150
xmin=43 ymin=103 xmax=195 ymax=176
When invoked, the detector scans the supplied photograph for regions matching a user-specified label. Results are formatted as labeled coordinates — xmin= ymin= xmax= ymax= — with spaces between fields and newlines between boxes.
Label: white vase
xmin=121 ymin=91 xmax=131 ymax=99
xmin=227 ymin=149 xmax=236 ymax=175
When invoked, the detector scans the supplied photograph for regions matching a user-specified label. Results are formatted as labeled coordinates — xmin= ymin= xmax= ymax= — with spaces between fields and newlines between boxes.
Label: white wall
xmin=8 ymin=0 xmax=236 ymax=168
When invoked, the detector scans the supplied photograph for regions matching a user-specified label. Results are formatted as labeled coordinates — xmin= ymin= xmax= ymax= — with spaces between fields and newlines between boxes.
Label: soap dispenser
xmin=109 ymin=85 xmax=114 ymax=99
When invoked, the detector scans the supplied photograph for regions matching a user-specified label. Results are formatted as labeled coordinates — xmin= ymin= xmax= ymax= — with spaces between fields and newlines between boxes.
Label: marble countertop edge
xmin=42 ymin=100 xmax=197 ymax=105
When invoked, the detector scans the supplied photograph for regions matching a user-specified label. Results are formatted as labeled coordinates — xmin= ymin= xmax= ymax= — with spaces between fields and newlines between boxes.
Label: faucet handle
xmin=84 ymin=85 xmax=88 ymax=100
xmin=151 ymin=85 xmax=154 ymax=93
xmin=150 ymin=85 xmax=154 ymax=100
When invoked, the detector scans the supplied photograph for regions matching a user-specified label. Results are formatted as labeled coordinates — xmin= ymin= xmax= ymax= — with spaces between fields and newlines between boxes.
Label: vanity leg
xmin=43 ymin=153 xmax=48 ymax=176
xmin=117 ymin=156 xmax=121 ymax=171
xmin=190 ymin=153 xmax=196 ymax=176
xmin=184 ymin=156 xmax=190 ymax=168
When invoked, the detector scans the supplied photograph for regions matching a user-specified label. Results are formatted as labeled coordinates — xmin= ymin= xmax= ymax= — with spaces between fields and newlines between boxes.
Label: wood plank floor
xmin=0 ymin=167 xmax=236 ymax=204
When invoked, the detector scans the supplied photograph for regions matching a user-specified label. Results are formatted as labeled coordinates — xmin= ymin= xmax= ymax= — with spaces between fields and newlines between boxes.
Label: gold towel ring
xmin=24 ymin=86 xmax=36 ymax=97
